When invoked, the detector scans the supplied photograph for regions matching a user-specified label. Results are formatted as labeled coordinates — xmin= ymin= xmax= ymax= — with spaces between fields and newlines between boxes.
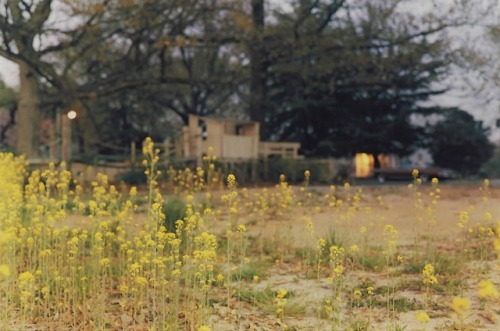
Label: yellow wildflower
xmin=100 ymin=258 xmax=111 ymax=267
xmin=227 ymin=174 xmax=236 ymax=190
xmin=0 ymin=264 xmax=10 ymax=278
xmin=422 ymin=263 xmax=438 ymax=285
xmin=276 ymin=288 xmax=288 ymax=299
xmin=416 ymin=311 xmax=430 ymax=324
xmin=135 ymin=276 xmax=148 ymax=286
xmin=304 ymin=170 xmax=310 ymax=180
xmin=450 ymin=297 xmax=470 ymax=318
xmin=478 ymin=279 xmax=499 ymax=300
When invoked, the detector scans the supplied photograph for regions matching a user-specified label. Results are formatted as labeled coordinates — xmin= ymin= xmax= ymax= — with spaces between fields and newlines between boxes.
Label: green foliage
xmin=426 ymin=108 xmax=494 ymax=175
xmin=239 ymin=285 xmax=275 ymax=306
xmin=261 ymin=0 xmax=459 ymax=158
xmin=232 ymin=260 xmax=268 ymax=282
xmin=0 ymin=79 xmax=15 ymax=108
xmin=0 ymin=78 xmax=16 ymax=148
xmin=405 ymin=251 xmax=465 ymax=276
xmin=480 ymin=147 xmax=500 ymax=178
xmin=117 ymin=169 xmax=147 ymax=185
xmin=355 ymin=296 xmax=421 ymax=312
xmin=215 ymin=158 xmax=353 ymax=185
xmin=163 ymin=197 xmax=187 ymax=233
xmin=347 ymin=317 xmax=371 ymax=331
xmin=358 ymin=251 xmax=386 ymax=272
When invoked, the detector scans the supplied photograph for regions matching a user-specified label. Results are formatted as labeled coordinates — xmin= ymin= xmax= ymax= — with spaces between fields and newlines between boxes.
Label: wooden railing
xmin=259 ymin=141 xmax=303 ymax=159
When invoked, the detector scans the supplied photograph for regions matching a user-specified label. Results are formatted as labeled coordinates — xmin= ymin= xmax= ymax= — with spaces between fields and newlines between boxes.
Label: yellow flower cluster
xmin=415 ymin=311 xmax=430 ymax=324
xmin=0 ymin=141 xmax=218 ymax=328
xmin=227 ymin=174 xmax=236 ymax=190
xmin=457 ymin=211 xmax=469 ymax=229
xmin=383 ymin=224 xmax=398 ymax=258
xmin=275 ymin=288 xmax=288 ymax=316
xmin=3 ymin=139 xmax=500 ymax=330
xmin=422 ymin=264 xmax=438 ymax=285
xmin=169 ymin=167 xmax=204 ymax=193
xmin=0 ymin=264 xmax=10 ymax=278
xmin=495 ymin=221 xmax=500 ymax=261
xmin=18 ymin=271 xmax=35 ymax=303
xmin=478 ymin=279 xmax=499 ymax=300
xmin=450 ymin=296 xmax=470 ymax=318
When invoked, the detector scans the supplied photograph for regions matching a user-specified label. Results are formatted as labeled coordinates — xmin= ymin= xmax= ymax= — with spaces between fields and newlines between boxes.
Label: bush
xmin=480 ymin=147 xmax=500 ymax=178
xmin=163 ymin=197 xmax=186 ymax=232
xmin=116 ymin=169 xmax=147 ymax=185
xmin=224 ymin=158 xmax=353 ymax=184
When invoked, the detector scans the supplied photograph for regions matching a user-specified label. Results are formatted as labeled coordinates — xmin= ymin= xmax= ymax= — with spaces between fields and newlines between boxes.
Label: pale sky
xmin=0 ymin=57 xmax=18 ymax=87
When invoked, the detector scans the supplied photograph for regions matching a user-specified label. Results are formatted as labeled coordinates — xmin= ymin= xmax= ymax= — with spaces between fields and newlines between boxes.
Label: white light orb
xmin=67 ymin=110 xmax=77 ymax=120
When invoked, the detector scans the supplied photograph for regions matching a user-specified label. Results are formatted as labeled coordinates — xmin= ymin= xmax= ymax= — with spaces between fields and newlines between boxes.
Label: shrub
xmin=163 ymin=197 xmax=186 ymax=232
xmin=116 ymin=169 xmax=147 ymax=185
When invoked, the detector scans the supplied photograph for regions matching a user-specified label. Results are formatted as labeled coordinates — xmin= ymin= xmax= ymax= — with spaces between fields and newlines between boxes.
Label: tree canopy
xmin=425 ymin=108 xmax=494 ymax=175
xmin=251 ymin=0 xmax=478 ymax=158
xmin=0 ymin=0 xmax=495 ymax=165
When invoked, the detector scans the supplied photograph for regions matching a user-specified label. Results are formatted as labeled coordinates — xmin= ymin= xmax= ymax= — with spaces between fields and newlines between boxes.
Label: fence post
xmin=130 ymin=142 xmax=136 ymax=168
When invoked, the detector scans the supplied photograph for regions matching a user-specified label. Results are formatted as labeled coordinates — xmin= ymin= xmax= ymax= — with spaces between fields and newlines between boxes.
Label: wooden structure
xmin=259 ymin=141 xmax=302 ymax=159
xmin=173 ymin=115 xmax=302 ymax=162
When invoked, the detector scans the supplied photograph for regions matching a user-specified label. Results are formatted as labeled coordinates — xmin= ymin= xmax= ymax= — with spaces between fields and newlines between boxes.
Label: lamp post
xmin=61 ymin=110 xmax=77 ymax=165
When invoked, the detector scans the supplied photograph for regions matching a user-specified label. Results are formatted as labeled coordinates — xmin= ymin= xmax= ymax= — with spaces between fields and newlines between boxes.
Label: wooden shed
xmin=174 ymin=115 xmax=301 ymax=162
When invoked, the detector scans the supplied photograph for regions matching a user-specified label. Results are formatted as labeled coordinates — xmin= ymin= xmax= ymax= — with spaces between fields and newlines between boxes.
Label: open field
xmin=1 ymin=147 xmax=500 ymax=330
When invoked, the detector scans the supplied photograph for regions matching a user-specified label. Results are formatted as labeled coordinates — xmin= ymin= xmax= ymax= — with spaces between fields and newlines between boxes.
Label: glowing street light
xmin=67 ymin=110 xmax=77 ymax=120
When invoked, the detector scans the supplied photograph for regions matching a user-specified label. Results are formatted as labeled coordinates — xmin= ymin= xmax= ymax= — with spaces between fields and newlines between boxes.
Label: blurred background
xmin=1 ymin=0 xmax=500 ymax=181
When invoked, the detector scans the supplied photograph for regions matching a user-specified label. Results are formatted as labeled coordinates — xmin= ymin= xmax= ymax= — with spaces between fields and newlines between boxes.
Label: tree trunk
xmin=77 ymin=101 xmax=98 ymax=156
xmin=249 ymin=0 xmax=267 ymax=139
xmin=16 ymin=62 xmax=41 ymax=158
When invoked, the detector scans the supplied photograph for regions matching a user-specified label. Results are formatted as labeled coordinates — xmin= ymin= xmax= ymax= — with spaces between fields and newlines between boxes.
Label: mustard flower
xmin=276 ymin=288 xmax=288 ymax=299
xmin=227 ymin=174 xmax=236 ymax=190
xmin=0 ymin=264 xmax=10 ymax=278
xmin=450 ymin=297 xmax=470 ymax=318
xmin=304 ymin=170 xmax=310 ymax=180
xmin=416 ymin=311 xmax=430 ymax=324
xmin=478 ymin=279 xmax=499 ymax=300
xmin=135 ymin=276 xmax=148 ymax=286
xmin=422 ymin=263 xmax=438 ymax=285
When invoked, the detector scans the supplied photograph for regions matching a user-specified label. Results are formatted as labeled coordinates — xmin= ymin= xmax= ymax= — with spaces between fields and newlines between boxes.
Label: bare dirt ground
xmin=208 ymin=183 xmax=500 ymax=330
